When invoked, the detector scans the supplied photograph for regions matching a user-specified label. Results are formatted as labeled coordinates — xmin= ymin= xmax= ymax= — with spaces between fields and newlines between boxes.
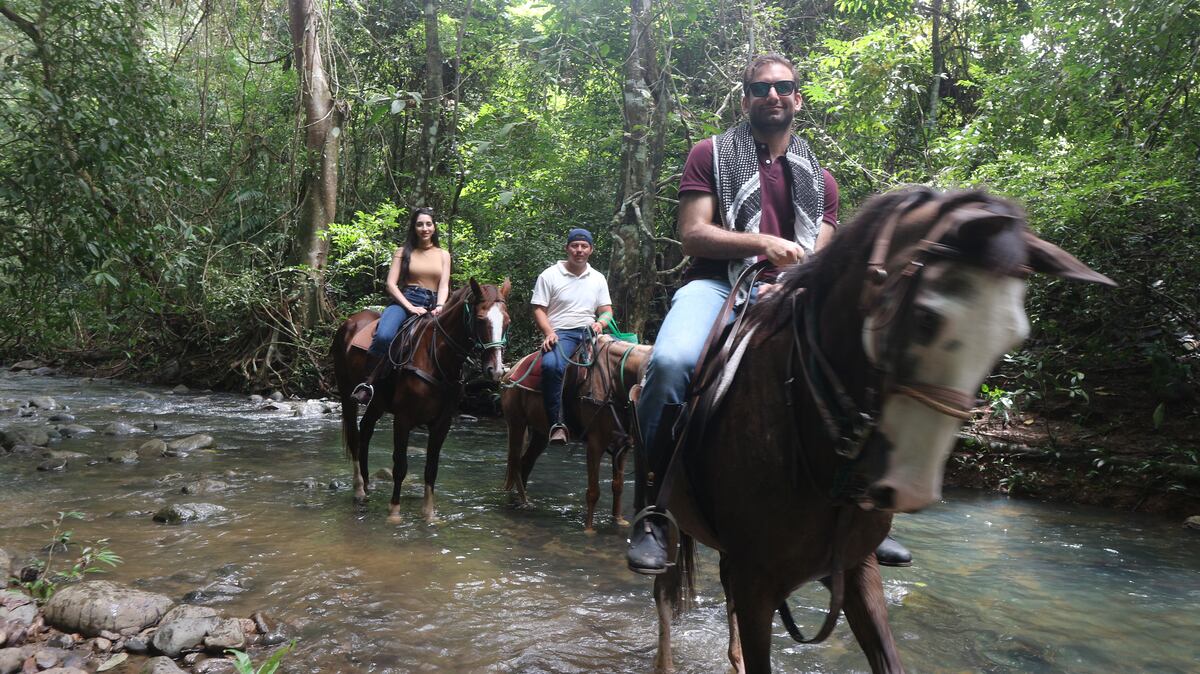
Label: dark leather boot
xmin=875 ymin=535 xmax=913 ymax=567
xmin=626 ymin=403 xmax=685 ymax=575
xmin=351 ymin=354 xmax=386 ymax=405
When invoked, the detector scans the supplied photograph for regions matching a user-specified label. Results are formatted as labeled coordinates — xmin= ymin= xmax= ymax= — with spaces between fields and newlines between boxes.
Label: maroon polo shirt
xmin=679 ymin=137 xmax=839 ymax=282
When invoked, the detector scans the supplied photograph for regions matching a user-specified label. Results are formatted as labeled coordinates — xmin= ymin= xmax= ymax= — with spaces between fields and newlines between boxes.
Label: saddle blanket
xmin=504 ymin=351 xmax=546 ymax=392
xmin=350 ymin=318 xmax=381 ymax=352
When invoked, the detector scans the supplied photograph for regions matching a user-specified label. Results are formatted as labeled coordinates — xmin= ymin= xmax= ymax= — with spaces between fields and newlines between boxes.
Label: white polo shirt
xmin=531 ymin=262 xmax=613 ymax=331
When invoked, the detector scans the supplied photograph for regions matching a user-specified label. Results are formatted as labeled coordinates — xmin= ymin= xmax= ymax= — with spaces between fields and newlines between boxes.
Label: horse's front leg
xmin=611 ymin=440 xmax=630 ymax=528
xmin=421 ymin=413 xmax=453 ymax=522
xmin=727 ymin=568 xmax=777 ymax=674
xmin=387 ymin=421 xmax=411 ymax=524
xmin=355 ymin=403 xmax=385 ymax=503
xmin=839 ymin=555 xmax=904 ymax=674
xmin=720 ymin=554 xmax=745 ymax=674
xmin=584 ymin=425 xmax=604 ymax=534
xmin=503 ymin=419 xmax=528 ymax=501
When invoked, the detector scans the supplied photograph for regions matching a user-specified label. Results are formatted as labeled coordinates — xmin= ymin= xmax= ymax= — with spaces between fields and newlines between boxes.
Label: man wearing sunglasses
xmin=627 ymin=54 xmax=912 ymax=574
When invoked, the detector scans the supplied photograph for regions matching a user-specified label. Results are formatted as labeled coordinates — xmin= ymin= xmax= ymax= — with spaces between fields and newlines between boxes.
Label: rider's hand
xmin=757 ymin=283 xmax=781 ymax=298
xmin=430 ymin=306 xmax=443 ymax=317
xmin=411 ymin=307 xmax=429 ymax=316
xmin=590 ymin=320 xmax=605 ymax=336
xmin=763 ymin=239 xmax=805 ymax=267
xmin=541 ymin=333 xmax=558 ymax=352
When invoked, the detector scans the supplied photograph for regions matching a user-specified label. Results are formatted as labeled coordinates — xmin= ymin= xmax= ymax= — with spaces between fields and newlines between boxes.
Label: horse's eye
xmin=912 ymin=306 xmax=943 ymax=345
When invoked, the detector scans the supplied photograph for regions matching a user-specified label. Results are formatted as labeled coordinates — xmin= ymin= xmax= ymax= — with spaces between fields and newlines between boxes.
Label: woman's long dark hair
xmin=400 ymin=207 xmax=439 ymax=286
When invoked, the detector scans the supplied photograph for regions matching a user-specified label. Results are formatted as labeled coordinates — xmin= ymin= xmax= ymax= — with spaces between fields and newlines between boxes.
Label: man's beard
xmin=749 ymin=106 xmax=794 ymax=133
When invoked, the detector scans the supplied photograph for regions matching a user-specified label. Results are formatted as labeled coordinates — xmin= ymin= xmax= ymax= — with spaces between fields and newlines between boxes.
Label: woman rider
xmin=351 ymin=207 xmax=451 ymax=404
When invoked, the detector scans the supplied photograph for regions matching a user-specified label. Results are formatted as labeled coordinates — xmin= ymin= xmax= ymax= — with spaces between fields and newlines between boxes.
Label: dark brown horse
xmin=650 ymin=189 xmax=1113 ymax=673
xmin=500 ymin=335 xmax=652 ymax=532
xmin=332 ymin=278 xmax=511 ymax=523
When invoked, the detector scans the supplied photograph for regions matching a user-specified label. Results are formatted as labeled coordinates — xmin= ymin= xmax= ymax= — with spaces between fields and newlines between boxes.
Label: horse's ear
xmin=1022 ymin=231 xmax=1117 ymax=286
xmin=499 ymin=277 xmax=511 ymax=299
xmin=469 ymin=277 xmax=483 ymax=301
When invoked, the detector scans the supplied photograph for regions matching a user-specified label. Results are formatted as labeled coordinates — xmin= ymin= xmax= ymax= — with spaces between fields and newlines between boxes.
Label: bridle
xmin=792 ymin=195 xmax=1027 ymax=469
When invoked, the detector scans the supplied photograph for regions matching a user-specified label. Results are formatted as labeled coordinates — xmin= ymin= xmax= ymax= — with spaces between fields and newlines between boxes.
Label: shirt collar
xmin=557 ymin=261 xmax=592 ymax=278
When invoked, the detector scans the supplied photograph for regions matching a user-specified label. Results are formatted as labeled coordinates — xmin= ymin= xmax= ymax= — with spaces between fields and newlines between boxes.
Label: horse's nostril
xmin=867 ymin=485 xmax=896 ymax=511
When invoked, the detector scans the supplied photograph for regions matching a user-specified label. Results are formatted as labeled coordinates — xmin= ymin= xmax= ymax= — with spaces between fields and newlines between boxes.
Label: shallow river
xmin=1 ymin=372 xmax=1198 ymax=673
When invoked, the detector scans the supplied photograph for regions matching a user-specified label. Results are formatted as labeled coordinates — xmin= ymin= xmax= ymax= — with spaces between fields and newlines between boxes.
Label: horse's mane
xmin=750 ymin=186 xmax=1026 ymax=335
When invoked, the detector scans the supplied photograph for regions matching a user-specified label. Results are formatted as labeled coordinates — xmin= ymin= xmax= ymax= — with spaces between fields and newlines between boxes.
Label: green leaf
xmin=1152 ymin=402 xmax=1165 ymax=430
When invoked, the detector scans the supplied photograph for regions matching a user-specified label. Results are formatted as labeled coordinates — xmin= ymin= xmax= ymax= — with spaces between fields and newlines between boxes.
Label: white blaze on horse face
xmin=867 ymin=268 xmax=1030 ymax=512
xmin=484 ymin=304 xmax=506 ymax=380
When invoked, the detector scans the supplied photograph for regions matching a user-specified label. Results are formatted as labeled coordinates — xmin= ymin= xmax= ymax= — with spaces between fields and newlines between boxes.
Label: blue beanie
xmin=567 ymin=228 xmax=593 ymax=246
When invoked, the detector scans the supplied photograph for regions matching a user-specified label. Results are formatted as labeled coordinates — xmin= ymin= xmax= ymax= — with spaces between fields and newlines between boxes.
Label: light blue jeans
xmin=636 ymin=278 xmax=754 ymax=452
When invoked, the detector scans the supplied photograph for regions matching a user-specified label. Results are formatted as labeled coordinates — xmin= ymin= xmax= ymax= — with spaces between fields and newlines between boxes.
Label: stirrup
xmin=351 ymin=382 xmax=374 ymax=404
xmin=627 ymin=505 xmax=680 ymax=574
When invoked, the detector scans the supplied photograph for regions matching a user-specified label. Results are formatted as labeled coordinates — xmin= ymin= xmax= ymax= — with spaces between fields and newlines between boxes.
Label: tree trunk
xmin=288 ymin=0 xmax=341 ymax=326
xmin=610 ymin=0 xmax=669 ymax=338
xmin=413 ymin=0 xmax=444 ymax=207
xmin=926 ymin=0 xmax=944 ymax=131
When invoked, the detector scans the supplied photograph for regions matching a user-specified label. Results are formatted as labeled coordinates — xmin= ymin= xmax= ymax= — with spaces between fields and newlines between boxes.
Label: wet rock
xmin=140 ymin=655 xmax=187 ymax=674
xmin=0 ymin=426 xmax=50 ymax=449
xmin=133 ymin=391 xmax=157 ymax=400
xmin=48 ymin=412 xmax=75 ymax=423
xmin=34 ymin=646 xmax=68 ymax=669
xmin=0 ymin=647 xmax=24 ymax=674
xmin=202 ymin=618 xmax=244 ymax=651
xmin=374 ymin=468 xmax=393 ymax=481
xmin=102 ymin=422 xmax=146 ymax=436
xmin=1185 ymin=515 xmax=1200 ymax=531
xmin=260 ymin=402 xmax=289 ymax=412
xmin=44 ymin=448 xmax=88 ymax=459
xmin=151 ymin=605 xmax=219 ymax=657
xmin=108 ymin=451 xmax=140 ymax=464
xmin=58 ymin=425 xmax=94 ymax=438
xmin=170 ymin=385 xmax=190 ymax=395
xmin=157 ymin=473 xmax=183 ymax=483
xmin=44 ymin=632 xmax=74 ymax=649
xmin=180 ymin=480 xmax=227 ymax=495
xmin=37 ymin=457 xmax=68 ymax=471
xmin=295 ymin=478 xmax=318 ymax=490
xmin=29 ymin=367 xmax=58 ymax=377
xmin=0 ymin=591 xmax=37 ymax=626
xmin=268 ymin=392 xmax=284 ymax=402
xmin=16 ymin=407 xmax=34 ymax=418
xmin=27 ymin=397 xmax=59 ymax=410
xmin=9 ymin=360 xmax=41 ymax=371
xmin=0 ymin=549 xmax=10 ymax=581
xmin=139 ymin=439 xmax=168 ymax=457
xmin=5 ymin=444 xmax=38 ymax=455
xmin=327 ymin=479 xmax=350 ymax=492
xmin=193 ymin=657 xmax=237 ymax=674
xmin=43 ymin=582 xmax=174 ymax=637
xmin=96 ymin=652 xmax=127 ymax=671
xmin=248 ymin=395 xmax=263 ymax=404
xmin=152 ymin=504 xmax=227 ymax=524
xmin=91 ymin=636 xmax=112 ymax=652
xmin=124 ymin=636 xmax=150 ymax=653
xmin=167 ymin=435 xmax=214 ymax=453
xmin=458 ymin=414 xmax=479 ymax=423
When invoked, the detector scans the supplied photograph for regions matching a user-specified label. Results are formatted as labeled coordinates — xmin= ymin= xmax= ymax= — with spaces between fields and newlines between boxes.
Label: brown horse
xmin=332 ymin=278 xmax=511 ymax=523
xmin=650 ymin=189 xmax=1113 ymax=673
xmin=500 ymin=335 xmax=652 ymax=532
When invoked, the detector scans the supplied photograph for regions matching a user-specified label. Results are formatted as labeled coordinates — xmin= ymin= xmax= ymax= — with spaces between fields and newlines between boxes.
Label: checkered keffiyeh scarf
xmin=712 ymin=122 xmax=824 ymax=288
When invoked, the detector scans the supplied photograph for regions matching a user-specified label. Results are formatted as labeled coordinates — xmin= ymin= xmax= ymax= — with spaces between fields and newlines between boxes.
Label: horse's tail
xmin=666 ymin=533 xmax=697 ymax=619
xmin=340 ymin=395 xmax=359 ymax=462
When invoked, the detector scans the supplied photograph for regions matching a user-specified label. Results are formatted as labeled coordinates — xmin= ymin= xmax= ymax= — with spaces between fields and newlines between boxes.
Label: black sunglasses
xmin=745 ymin=80 xmax=797 ymax=97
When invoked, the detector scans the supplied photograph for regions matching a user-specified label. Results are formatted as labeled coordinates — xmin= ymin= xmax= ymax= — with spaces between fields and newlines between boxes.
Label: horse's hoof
xmin=615 ymin=517 xmax=630 ymax=527
xmin=386 ymin=513 xmax=403 ymax=525
xmin=353 ymin=493 xmax=368 ymax=504
xmin=583 ymin=527 xmax=597 ymax=536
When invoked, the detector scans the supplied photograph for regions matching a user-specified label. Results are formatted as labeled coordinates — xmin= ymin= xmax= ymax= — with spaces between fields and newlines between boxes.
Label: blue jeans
xmin=369 ymin=286 xmax=437 ymax=357
xmin=636 ymin=278 xmax=755 ymax=452
xmin=541 ymin=327 xmax=591 ymax=427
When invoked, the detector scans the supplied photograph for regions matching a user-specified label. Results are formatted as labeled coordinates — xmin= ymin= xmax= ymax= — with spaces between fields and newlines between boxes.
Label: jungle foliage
xmin=1 ymin=0 xmax=1197 ymax=432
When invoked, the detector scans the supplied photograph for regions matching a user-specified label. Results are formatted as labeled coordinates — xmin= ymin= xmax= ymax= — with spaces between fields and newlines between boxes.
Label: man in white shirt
xmin=531 ymin=228 xmax=614 ymax=445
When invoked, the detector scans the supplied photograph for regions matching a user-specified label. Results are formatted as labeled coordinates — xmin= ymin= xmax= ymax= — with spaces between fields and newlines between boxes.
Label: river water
xmin=1 ymin=372 xmax=1198 ymax=673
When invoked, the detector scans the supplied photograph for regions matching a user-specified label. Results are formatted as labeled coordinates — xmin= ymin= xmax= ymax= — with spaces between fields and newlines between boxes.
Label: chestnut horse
xmin=332 ymin=279 xmax=511 ymax=522
xmin=501 ymin=335 xmax=651 ymax=532
xmin=650 ymin=189 xmax=1113 ymax=673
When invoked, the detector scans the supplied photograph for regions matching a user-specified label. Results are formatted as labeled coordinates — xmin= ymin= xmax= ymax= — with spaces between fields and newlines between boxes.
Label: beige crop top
xmin=401 ymin=246 xmax=444 ymax=290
